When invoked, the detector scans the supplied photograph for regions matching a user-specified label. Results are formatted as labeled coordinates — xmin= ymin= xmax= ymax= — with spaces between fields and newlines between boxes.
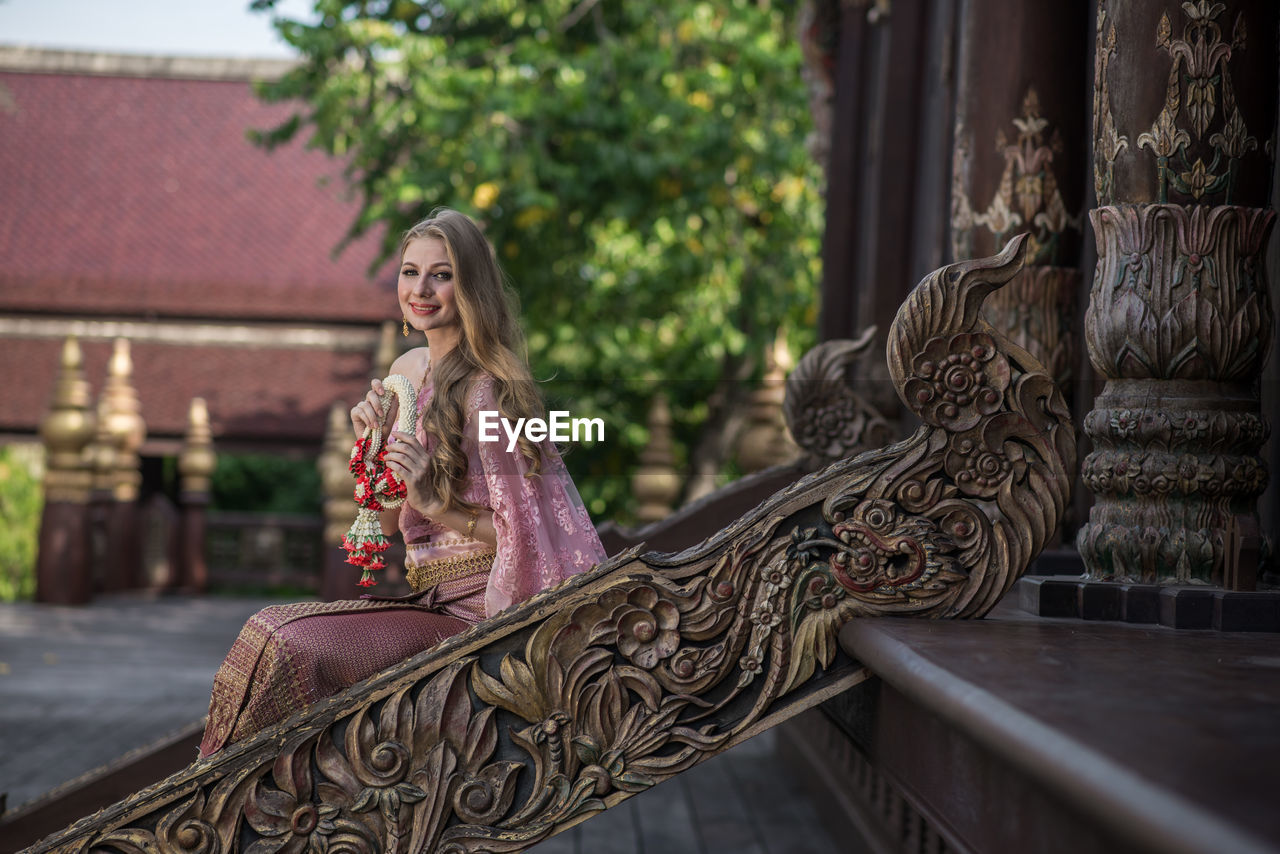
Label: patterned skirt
xmin=198 ymin=568 xmax=487 ymax=758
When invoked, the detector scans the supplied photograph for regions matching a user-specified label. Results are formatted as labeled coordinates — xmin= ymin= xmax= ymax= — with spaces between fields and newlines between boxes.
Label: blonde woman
xmin=199 ymin=209 xmax=605 ymax=756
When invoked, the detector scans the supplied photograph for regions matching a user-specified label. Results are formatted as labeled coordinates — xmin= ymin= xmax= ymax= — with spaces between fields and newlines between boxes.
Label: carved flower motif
xmin=750 ymin=609 xmax=782 ymax=631
xmin=1088 ymin=461 xmax=1113 ymax=494
xmin=945 ymin=434 xmax=1012 ymax=498
xmin=904 ymin=333 xmax=1010 ymax=431
xmin=1109 ymin=409 xmax=1138 ymax=440
xmin=591 ymin=585 xmax=681 ymax=669
xmin=1177 ymin=415 xmax=1209 ymax=442
xmin=1179 ymin=158 xmax=1215 ymax=200
xmin=1137 ymin=107 xmax=1190 ymax=159
xmin=1210 ymin=108 xmax=1258 ymax=160
xmin=1111 ymin=456 xmax=1138 ymax=494
xmin=1175 ymin=455 xmax=1204 ymax=494
xmin=244 ymin=753 xmax=338 ymax=854
xmin=1231 ymin=457 xmax=1263 ymax=492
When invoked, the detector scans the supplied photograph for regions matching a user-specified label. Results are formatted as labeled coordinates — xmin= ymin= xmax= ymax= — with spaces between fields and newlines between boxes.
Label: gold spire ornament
xmin=39 ymin=336 xmax=96 ymax=503
xmin=178 ymin=397 xmax=216 ymax=495
xmin=101 ymin=338 xmax=146 ymax=502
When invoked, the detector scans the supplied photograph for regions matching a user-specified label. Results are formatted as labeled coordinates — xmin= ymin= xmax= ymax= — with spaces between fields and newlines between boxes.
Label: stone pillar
xmin=632 ymin=394 xmax=681 ymax=525
xmin=100 ymin=338 xmax=147 ymax=591
xmin=1079 ymin=0 xmax=1278 ymax=586
xmin=320 ymin=402 xmax=360 ymax=601
xmin=35 ymin=337 xmax=96 ymax=604
xmin=177 ymin=397 xmax=215 ymax=593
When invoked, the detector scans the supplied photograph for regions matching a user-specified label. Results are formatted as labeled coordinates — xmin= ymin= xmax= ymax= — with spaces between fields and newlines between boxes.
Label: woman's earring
xmin=402 ymin=317 xmax=410 ymax=337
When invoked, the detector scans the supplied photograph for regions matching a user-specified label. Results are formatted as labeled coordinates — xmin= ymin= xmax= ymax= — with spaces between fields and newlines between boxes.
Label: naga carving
xmin=26 ymin=235 xmax=1073 ymax=854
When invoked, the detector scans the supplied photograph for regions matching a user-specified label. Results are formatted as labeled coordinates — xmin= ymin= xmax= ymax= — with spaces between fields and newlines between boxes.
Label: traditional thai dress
xmin=198 ymin=374 xmax=605 ymax=757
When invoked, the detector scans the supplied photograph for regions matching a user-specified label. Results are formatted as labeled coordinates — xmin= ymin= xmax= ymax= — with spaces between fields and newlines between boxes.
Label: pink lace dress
xmin=402 ymin=374 xmax=605 ymax=617
xmin=198 ymin=372 xmax=605 ymax=756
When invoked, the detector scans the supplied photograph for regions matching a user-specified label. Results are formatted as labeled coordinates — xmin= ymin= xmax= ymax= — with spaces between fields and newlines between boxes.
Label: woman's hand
xmin=350 ymin=378 xmax=400 ymax=438
xmin=384 ymin=431 xmax=442 ymax=517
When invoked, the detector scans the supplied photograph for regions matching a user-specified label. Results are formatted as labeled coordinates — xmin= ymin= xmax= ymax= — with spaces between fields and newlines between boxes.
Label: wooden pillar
xmin=950 ymin=0 xmax=1087 ymax=394
xmin=1079 ymin=0 xmax=1278 ymax=586
xmin=949 ymin=0 xmax=1088 ymax=547
xmin=35 ymin=337 xmax=95 ymax=605
xmin=320 ymin=402 xmax=361 ymax=601
xmin=177 ymin=397 xmax=215 ymax=593
xmin=632 ymin=394 xmax=681 ymax=525
xmin=100 ymin=338 xmax=147 ymax=591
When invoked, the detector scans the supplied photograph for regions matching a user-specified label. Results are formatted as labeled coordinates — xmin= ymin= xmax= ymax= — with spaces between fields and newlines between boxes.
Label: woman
xmin=198 ymin=209 xmax=605 ymax=757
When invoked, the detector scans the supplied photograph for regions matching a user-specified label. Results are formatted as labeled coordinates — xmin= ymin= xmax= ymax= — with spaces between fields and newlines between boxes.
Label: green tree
xmin=251 ymin=0 xmax=823 ymax=522
xmin=0 ymin=445 xmax=43 ymax=601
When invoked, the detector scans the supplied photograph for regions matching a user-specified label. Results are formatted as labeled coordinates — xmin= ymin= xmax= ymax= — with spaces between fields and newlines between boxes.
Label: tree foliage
xmin=0 ymin=445 xmax=43 ymax=601
xmin=251 ymin=0 xmax=823 ymax=522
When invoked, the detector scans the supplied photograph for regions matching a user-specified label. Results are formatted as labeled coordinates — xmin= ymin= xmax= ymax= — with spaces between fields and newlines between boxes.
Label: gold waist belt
xmin=406 ymin=549 xmax=495 ymax=592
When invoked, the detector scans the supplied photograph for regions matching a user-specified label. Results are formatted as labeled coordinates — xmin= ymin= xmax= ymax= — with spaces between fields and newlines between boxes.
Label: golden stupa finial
xmin=101 ymin=338 xmax=146 ymax=500
xmin=632 ymin=392 xmax=681 ymax=524
xmin=736 ymin=327 xmax=800 ymax=473
xmin=178 ymin=397 xmax=216 ymax=495
xmin=39 ymin=336 xmax=96 ymax=501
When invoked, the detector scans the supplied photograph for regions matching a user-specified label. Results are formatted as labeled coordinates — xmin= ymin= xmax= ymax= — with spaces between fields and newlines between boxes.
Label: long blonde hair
xmin=401 ymin=209 xmax=544 ymax=512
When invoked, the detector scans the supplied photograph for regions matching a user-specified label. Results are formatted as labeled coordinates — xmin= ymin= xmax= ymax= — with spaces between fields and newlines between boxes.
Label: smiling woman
xmin=198 ymin=208 xmax=606 ymax=757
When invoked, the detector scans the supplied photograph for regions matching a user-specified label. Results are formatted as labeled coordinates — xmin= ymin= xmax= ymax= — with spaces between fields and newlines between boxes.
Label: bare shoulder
xmin=389 ymin=347 xmax=431 ymax=389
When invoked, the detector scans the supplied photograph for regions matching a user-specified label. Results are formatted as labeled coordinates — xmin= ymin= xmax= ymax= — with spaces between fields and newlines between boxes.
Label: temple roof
xmin=0 ymin=49 xmax=401 ymax=446
xmin=0 ymin=48 xmax=397 ymax=324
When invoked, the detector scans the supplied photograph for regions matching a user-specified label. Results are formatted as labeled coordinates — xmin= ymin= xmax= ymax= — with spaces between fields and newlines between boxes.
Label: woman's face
xmin=399 ymin=236 xmax=459 ymax=336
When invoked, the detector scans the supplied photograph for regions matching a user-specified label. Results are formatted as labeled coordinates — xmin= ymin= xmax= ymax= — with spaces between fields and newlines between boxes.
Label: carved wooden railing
xmin=26 ymin=234 xmax=1074 ymax=854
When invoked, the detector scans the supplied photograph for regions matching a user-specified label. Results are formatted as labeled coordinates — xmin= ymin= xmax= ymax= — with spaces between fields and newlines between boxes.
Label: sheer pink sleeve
xmin=467 ymin=378 xmax=607 ymax=617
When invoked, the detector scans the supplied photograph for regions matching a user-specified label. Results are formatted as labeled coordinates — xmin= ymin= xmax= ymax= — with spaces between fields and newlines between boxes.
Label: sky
xmin=0 ymin=0 xmax=318 ymax=58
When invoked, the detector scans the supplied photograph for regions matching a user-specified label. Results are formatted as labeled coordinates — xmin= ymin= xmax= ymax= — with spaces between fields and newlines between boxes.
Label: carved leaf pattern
xmin=1086 ymin=205 xmax=1274 ymax=381
xmin=35 ymin=236 xmax=1074 ymax=854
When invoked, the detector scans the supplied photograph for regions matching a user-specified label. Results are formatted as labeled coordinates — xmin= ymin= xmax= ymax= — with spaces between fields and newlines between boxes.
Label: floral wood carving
xmin=1095 ymin=0 xmax=1277 ymax=208
xmin=952 ymin=88 xmax=1080 ymax=267
xmin=28 ymin=236 xmax=1074 ymax=854
xmin=1079 ymin=203 xmax=1273 ymax=584
xmin=1138 ymin=1 xmax=1254 ymax=203
xmin=783 ymin=326 xmax=893 ymax=465
xmin=1093 ymin=2 xmax=1130 ymax=206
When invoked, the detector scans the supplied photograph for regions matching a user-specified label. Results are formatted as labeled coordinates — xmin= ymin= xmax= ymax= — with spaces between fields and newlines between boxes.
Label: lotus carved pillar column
xmin=1080 ymin=0 xmax=1278 ymax=585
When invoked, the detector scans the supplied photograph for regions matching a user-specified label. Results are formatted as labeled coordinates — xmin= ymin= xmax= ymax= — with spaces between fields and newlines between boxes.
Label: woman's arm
xmin=414 ymin=497 xmax=496 ymax=547
xmin=383 ymin=430 xmax=497 ymax=547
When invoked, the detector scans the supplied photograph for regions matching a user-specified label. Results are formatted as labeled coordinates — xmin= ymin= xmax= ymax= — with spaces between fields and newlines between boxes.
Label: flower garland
xmin=342 ymin=374 xmax=417 ymax=587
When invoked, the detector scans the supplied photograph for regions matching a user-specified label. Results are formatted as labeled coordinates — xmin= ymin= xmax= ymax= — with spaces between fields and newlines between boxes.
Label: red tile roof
xmin=0 ymin=65 xmax=398 ymax=322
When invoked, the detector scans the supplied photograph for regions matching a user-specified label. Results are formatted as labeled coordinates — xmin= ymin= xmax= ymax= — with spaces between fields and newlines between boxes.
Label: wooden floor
xmin=0 ymin=593 xmax=847 ymax=854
